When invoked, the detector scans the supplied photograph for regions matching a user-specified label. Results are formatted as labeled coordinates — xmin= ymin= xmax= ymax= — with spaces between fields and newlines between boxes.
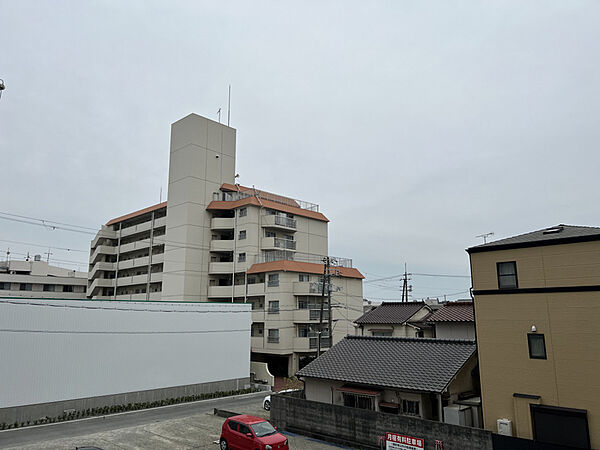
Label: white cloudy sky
xmin=1 ymin=1 xmax=599 ymax=302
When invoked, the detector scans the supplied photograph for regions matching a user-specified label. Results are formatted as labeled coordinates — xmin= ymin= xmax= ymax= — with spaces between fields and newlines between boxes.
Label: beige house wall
xmin=470 ymin=242 xmax=600 ymax=446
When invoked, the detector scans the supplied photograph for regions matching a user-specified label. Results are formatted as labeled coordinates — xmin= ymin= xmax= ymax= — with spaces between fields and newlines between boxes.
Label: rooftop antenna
xmin=476 ymin=232 xmax=494 ymax=244
xmin=44 ymin=248 xmax=52 ymax=263
xmin=227 ymin=85 xmax=231 ymax=126
xmin=217 ymin=107 xmax=221 ymax=124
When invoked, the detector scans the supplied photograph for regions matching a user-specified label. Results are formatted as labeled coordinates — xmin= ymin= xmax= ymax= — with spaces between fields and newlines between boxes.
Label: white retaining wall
xmin=0 ymin=298 xmax=251 ymax=408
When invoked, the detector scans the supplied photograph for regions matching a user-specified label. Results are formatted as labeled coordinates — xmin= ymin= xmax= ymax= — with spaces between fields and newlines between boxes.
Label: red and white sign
xmin=385 ymin=432 xmax=424 ymax=450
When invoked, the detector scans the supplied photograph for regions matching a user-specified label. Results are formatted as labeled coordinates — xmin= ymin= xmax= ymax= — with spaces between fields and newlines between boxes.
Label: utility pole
xmin=401 ymin=263 xmax=411 ymax=302
xmin=44 ymin=248 xmax=53 ymax=263
xmin=317 ymin=258 xmax=329 ymax=357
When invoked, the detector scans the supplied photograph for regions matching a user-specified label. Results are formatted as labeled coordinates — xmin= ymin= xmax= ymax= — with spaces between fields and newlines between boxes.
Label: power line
xmin=0 ymin=239 xmax=88 ymax=253
xmin=0 ymin=328 xmax=250 ymax=335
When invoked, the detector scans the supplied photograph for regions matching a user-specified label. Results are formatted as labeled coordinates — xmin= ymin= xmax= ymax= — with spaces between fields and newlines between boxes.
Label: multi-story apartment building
xmin=0 ymin=257 xmax=87 ymax=298
xmin=88 ymin=113 xmax=364 ymax=376
xmin=467 ymin=224 xmax=600 ymax=449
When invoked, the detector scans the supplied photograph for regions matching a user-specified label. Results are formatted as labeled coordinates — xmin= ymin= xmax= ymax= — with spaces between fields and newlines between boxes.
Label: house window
xmin=63 ymin=285 xmax=74 ymax=293
xmin=19 ymin=283 xmax=32 ymax=291
xmin=268 ymin=329 xmax=279 ymax=343
xmin=372 ymin=331 xmax=392 ymax=337
xmin=268 ymin=300 xmax=280 ymax=314
xmin=299 ymin=274 xmax=310 ymax=282
xmin=43 ymin=284 xmax=55 ymax=292
xmin=239 ymin=230 xmax=246 ymax=240
xmin=239 ymin=207 xmax=247 ymax=217
xmin=343 ymin=393 xmax=374 ymax=410
xmin=268 ymin=273 xmax=279 ymax=287
xmin=402 ymin=399 xmax=420 ymax=416
xmin=265 ymin=231 xmax=276 ymax=238
xmin=528 ymin=333 xmax=547 ymax=359
xmin=497 ymin=261 xmax=518 ymax=289
xmin=238 ymin=253 xmax=246 ymax=263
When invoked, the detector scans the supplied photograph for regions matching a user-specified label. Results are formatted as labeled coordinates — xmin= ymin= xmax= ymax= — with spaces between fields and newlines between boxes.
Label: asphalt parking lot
xmin=1 ymin=394 xmax=349 ymax=450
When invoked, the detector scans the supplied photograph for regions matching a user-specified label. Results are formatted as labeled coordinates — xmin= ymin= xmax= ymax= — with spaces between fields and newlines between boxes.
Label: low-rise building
xmin=468 ymin=224 xmax=600 ymax=448
xmin=297 ymin=335 xmax=479 ymax=424
xmin=354 ymin=301 xmax=434 ymax=338
xmin=0 ymin=258 xmax=87 ymax=298
xmin=427 ymin=301 xmax=475 ymax=340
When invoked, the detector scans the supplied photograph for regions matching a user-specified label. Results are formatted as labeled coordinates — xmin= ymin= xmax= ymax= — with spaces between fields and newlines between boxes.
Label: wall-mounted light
xmin=531 ymin=325 xmax=537 ymax=333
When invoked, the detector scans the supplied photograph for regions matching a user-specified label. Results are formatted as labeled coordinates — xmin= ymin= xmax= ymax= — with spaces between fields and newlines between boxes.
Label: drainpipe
xmin=437 ymin=393 xmax=444 ymax=423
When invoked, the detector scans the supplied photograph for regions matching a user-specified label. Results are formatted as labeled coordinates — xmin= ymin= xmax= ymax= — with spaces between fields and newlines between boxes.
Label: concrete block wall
xmin=271 ymin=394 xmax=493 ymax=450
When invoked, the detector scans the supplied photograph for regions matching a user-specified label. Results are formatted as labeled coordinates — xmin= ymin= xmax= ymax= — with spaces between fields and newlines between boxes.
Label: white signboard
xmin=386 ymin=432 xmax=424 ymax=450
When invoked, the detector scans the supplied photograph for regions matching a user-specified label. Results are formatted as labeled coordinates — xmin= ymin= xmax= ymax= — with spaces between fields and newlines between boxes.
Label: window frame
xmin=528 ymin=333 xmax=547 ymax=359
xmin=497 ymin=261 xmax=518 ymax=289
xmin=238 ymin=230 xmax=246 ymax=240
xmin=239 ymin=207 xmax=247 ymax=217
xmin=238 ymin=252 xmax=246 ymax=263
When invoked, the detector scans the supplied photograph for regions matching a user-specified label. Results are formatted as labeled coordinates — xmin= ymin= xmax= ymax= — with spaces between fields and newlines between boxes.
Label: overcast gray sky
xmin=1 ymin=1 xmax=599 ymax=302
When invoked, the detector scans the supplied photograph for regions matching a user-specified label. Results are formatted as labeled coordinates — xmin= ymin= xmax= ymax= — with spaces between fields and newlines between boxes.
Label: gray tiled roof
xmin=354 ymin=301 xmax=427 ymax=324
xmin=297 ymin=336 xmax=476 ymax=393
xmin=427 ymin=301 xmax=474 ymax=322
xmin=467 ymin=224 xmax=600 ymax=253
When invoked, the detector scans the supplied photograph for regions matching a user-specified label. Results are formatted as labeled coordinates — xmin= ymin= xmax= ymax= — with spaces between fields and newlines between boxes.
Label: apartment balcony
xmin=91 ymin=229 xmax=117 ymax=249
xmin=119 ymin=240 xmax=151 ymax=255
xmin=120 ymin=216 xmax=166 ymax=238
xmin=90 ymin=245 xmax=117 ymax=264
xmin=251 ymin=336 xmax=264 ymax=350
xmin=261 ymin=215 xmax=297 ymax=232
xmin=207 ymin=284 xmax=246 ymax=298
xmin=251 ymin=309 xmax=265 ymax=323
xmin=208 ymin=260 xmax=251 ymax=274
xmin=87 ymin=278 xmax=114 ymax=296
xmin=210 ymin=239 xmax=234 ymax=252
xmin=89 ymin=261 xmax=115 ymax=279
xmin=211 ymin=217 xmax=235 ymax=230
xmin=293 ymin=281 xmax=326 ymax=296
xmin=260 ymin=237 xmax=296 ymax=251
xmin=293 ymin=309 xmax=329 ymax=322
xmin=116 ymin=274 xmax=149 ymax=286
xmin=247 ymin=282 xmax=265 ymax=296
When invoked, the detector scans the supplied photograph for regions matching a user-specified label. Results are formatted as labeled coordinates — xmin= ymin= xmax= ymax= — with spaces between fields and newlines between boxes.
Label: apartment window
xmin=284 ymin=234 xmax=294 ymax=241
xmin=238 ymin=253 xmax=246 ymax=263
xmin=266 ymin=209 xmax=276 ymax=215
xmin=62 ymin=285 xmax=74 ymax=293
xmin=19 ymin=283 xmax=32 ymax=291
xmin=267 ymin=273 xmax=279 ymax=287
xmin=528 ymin=333 xmax=547 ymax=359
xmin=402 ymin=399 xmax=420 ymax=416
xmin=265 ymin=231 xmax=276 ymax=238
xmin=268 ymin=300 xmax=280 ymax=314
xmin=0 ymin=282 xmax=9 ymax=290
xmin=298 ymin=324 xmax=317 ymax=337
xmin=43 ymin=284 xmax=55 ymax=292
xmin=299 ymin=274 xmax=310 ymax=282
xmin=267 ymin=329 xmax=279 ymax=343
xmin=239 ymin=230 xmax=246 ymax=240
xmin=497 ymin=261 xmax=518 ymax=289
xmin=239 ymin=207 xmax=247 ymax=217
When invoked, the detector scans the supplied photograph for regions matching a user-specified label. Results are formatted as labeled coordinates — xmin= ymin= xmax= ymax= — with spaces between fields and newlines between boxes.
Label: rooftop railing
xmin=218 ymin=188 xmax=319 ymax=212
xmin=255 ymin=251 xmax=353 ymax=268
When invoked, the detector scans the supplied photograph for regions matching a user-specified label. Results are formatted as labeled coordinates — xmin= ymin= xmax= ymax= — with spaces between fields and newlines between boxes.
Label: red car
xmin=220 ymin=414 xmax=289 ymax=450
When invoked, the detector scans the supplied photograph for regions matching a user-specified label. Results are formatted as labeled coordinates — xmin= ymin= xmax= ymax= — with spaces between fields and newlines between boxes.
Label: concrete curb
xmin=0 ymin=390 xmax=270 ymax=434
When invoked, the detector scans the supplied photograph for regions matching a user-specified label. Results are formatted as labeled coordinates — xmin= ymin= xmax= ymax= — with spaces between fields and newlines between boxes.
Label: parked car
xmin=220 ymin=414 xmax=288 ymax=450
xmin=263 ymin=394 xmax=271 ymax=411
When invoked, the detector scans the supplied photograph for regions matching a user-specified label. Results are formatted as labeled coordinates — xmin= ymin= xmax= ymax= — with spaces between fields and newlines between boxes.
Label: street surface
xmin=0 ymin=392 xmax=349 ymax=450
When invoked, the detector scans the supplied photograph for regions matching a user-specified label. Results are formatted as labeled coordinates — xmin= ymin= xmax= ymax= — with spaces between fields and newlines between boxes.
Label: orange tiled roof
xmin=206 ymin=197 xmax=329 ymax=222
xmin=106 ymin=202 xmax=167 ymax=226
xmin=247 ymin=260 xmax=364 ymax=279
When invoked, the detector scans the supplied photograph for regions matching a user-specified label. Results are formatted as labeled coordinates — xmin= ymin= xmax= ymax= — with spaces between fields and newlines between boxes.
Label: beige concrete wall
xmin=472 ymin=241 xmax=600 ymax=446
xmin=162 ymin=114 xmax=236 ymax=301
xmin=471 ymin=240 xmax=600 ymax=291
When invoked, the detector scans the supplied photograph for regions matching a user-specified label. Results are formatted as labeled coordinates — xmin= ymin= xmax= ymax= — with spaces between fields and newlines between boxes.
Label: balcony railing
xmin=267 ymin=336 xmax=280 ymax=343
xmin=274 ymin=238 xmax=296 ymax=250
xmin=219 ymin=189 xmax=319 ymax=212
xmin=309 ymin=337 xmax=330 ymax=349
xmin=255 ymin=250 xmax=353 ymax=268
xmin=309 ymin=309 xmax=329 ymax=320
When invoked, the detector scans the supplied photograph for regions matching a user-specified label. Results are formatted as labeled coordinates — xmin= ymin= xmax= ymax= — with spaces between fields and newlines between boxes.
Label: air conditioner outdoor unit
xmin=497 ymin=418 xmax=513 ymax=436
